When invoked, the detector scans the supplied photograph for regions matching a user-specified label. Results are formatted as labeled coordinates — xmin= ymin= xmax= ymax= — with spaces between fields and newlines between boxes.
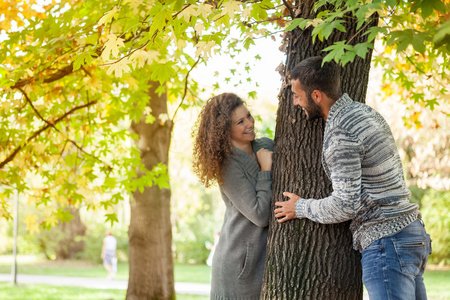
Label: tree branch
xmin=171 ymin=57 xmax=201 ymax=122
xmin=0 ymin=100 xmax=98 ymax=169
xmin=282 ymin=0 xmax=295 ymax=19
xmin=12 ymin=64 xmax=75 ymax=90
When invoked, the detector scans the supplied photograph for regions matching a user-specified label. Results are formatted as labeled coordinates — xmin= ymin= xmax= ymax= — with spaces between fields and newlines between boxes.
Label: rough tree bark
xmin=261 ymin=1 xmax=378 ymax=299
xmin=126 ymin=82 xmax=175 ymax=300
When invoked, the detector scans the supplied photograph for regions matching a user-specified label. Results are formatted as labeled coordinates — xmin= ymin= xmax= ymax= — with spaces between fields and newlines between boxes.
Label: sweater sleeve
xmin=295 ymin=127 xmax=363 ymax=224
xmin=221 ymin=160 xmax=272 ymax=228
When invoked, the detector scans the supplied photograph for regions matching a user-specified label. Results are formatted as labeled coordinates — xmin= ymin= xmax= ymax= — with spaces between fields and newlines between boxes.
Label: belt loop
xmin=417 ymin=214 xmax=425 ymax=227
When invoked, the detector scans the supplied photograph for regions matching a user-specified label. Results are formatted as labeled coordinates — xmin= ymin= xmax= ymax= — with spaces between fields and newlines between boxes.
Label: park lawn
xmin=0 ymin=282 xmax=209 ymax=300
xmin=424 ymin=267 xmax=450 ymax=300
xmin=0 ymin=256 xmax=448 ymax=299
xmin=0 ymin=255 xmax=211 ymax=283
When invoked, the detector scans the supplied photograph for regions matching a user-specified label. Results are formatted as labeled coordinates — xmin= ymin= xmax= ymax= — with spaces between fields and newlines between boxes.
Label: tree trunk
xmin=54 ymin=207 xmax=86 ymax=260
xmin=126 ymin=81 xmax=175 ymax=300
xmin=261 ymin=1 xmax=377 ymax=299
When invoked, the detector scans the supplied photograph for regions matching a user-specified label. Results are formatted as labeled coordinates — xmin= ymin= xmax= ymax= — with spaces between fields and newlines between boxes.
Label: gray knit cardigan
xmin=295 ymin=94 xmax=419 ymax=251
xmin=210 ymin=137 xmax=273 ymax=300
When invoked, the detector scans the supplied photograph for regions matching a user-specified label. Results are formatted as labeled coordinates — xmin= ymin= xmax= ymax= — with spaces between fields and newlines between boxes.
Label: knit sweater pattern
xmin=210 ymin=137 xmax=273 ymax=300
xmin=295 ymin=94 xmax=419 ymax=251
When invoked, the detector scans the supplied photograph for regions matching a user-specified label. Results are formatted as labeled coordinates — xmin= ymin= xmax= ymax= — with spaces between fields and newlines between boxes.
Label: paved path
xmin=1 ymin=273 xmax=370 ymax=299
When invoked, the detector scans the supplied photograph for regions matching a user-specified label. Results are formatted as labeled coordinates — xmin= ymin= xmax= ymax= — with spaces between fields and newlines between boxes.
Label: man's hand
xmin=274 ymin=192 xmax=301 ymax=223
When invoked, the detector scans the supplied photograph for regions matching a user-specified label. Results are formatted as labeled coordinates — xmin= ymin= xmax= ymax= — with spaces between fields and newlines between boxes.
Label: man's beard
xmin=304 ymin=93 xmax=323 ymax=121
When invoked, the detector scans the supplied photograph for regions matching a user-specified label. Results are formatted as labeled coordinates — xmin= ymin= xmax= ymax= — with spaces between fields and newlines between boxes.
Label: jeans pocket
xmin=393 ymin=236 xmax=427 ymax=276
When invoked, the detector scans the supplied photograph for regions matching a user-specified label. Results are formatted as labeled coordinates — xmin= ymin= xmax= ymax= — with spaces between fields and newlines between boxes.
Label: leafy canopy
xmin=1 ymin=0 xmax=448 ymax=230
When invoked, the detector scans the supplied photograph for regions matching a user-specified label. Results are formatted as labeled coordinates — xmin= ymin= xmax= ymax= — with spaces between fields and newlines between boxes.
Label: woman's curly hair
xmin=192 ymin=93 xmax=245 ymax=187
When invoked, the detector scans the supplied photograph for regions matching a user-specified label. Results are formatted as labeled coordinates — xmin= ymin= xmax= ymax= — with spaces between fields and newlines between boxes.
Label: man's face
xmin=291 ymin=79 xmax=323 ymax=121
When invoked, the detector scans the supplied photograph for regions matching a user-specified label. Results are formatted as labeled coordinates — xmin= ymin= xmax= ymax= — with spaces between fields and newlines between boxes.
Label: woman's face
xmin=230 ymin=105 xmax=255 ymax=147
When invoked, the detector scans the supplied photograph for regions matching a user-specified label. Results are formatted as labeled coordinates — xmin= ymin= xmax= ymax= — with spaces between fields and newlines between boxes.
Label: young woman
xmin=192 ymin=93 xmax=273 ymax=299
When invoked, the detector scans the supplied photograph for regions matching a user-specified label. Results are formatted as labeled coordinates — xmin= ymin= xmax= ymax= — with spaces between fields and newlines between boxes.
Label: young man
xmin=274 ymin=56 xmax=431 ymax=300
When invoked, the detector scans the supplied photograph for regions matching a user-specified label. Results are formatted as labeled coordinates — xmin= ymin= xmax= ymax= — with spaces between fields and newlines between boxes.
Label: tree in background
xmin=1 ymin=0 xmax=448 ymax=299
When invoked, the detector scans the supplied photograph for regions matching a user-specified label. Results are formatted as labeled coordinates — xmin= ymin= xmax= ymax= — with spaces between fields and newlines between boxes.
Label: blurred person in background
xmin=101 ymin=230 xmax=117 ymax=280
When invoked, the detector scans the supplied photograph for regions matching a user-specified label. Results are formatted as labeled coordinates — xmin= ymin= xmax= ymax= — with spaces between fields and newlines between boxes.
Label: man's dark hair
xmin=290 ymin=56 xmax=342 ymax=100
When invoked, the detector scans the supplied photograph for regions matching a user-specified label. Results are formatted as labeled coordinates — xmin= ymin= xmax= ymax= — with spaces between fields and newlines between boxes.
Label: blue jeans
xmin=361 ymin=220 xmax=432 ymax=300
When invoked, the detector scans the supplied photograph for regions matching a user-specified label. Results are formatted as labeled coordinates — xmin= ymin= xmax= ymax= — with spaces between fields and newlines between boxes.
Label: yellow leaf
xmin=34 ymin=142 xmax=46 ymax=154
xmin=194 ymin=22 xmax=204 ymax=35
xmin=222 ymin=1 xmax=241 ymax=19
xmin=195 ymin=41 xmax=216 ymax=59
xmin=46 ymin=214 xmax=59 ymax=227
xmin=177 ymin=39 xmax=187 ymax=49
xmin=177 ymin=5 xmax=198 ymax=23
xmin=242 ymin=6 xmax=252 ymax=19
xmin=130 ymin=49 xmax=152 ymax=68
xmin=106 ymin=59 xmax=132 ymax=78
xmin=124 ymin=0 xmax=144 ymax=15
xmin=101 ymin=34 xmax=125 ymax=61
xmin=127 ymin=76 xmax=139 ymax=90
xmin=98 ymin=7 xmax=119 ymax=26
xmin=197 ymin=4 xmax=213 ymax=19
xmin=24 ymin=214 xmax=40 ymax=235
xmin=306 ymin=18 xmax=323 ymax=28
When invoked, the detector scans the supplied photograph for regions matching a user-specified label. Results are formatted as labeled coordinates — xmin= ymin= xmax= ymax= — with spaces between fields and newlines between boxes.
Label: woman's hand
xmin=256 ymin=148 xmax=273 ymax=171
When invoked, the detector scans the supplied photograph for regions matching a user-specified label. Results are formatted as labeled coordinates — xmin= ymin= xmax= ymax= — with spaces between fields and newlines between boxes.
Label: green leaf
xmin=173 ymin=0 xmax=185 ymax=11
xmin=150 ymin=61 xmax=177 ymax=84
xmin=425 ymin=98 xmax=439 ymax=110
xmin=105 ymin=213 xmax=119 ymax=227
xmin=322 ymin=41 xmax=353 ymax=63
xmin=73 ymin=51 xmax=95 ymax=71
xmin=353 ymin=42 xmax=373 ymax=59
xmin=285 ymin=18 xmax=308 ymax=32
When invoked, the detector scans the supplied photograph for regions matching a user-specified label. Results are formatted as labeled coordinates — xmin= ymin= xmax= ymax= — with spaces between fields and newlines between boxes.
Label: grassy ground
xmin=0 ymin=255 xmax=211 ymax=283
xmin=0 ymin=282 xmax=209 ymax=300
xmin=0 ymin=256 xmax=448 ymax=299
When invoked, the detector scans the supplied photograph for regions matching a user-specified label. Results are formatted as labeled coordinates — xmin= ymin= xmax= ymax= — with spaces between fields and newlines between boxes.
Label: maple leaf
xmin=197 ymin=4 xmax=213 ymax=20
xmin=98 ymin=7 xmax=119 ymax=26
xmin=24 ymin=214 xmax=40 ymax=235
xmin=177 ymin=5 xmax=198 ymax=23
xmin=306 ymin=18 xmax=323 ymax=28
xmin=242 ymin=6 xmax=252 ymax=20
xmin=123 ymin=0 xmax=144 ymax=15
xmin=195 ymin=41 xmax=217 ymax=59
xmin=130 ymin=49 xmax=152 ymax=68
xmin=194 ymin=22 xmax=204 ymax=35
xmin=106 ymin=59 xmax=132 ymax=78
xmin=222 ymin=1 xmax=241 ymax=19
xmin=101 ymin=34 xmax=125 ymax=60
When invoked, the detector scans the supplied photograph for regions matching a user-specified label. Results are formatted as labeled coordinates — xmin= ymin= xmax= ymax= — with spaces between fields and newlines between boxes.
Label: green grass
xmin=424 ymin=268 xmax=450 ymax=299
xmin=0 ymin=256 xmax=448 ymax=299
xmin=0 ymin=256 xmax=211 ymax=283
xmin=0 ymin=282 xmax=209 ymax=300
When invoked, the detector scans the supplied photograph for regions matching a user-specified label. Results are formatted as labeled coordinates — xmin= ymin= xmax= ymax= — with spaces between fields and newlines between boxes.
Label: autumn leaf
xmin=106 ymin=59 xmax=132 ymax=77
xmin=98 ymin=6 xmax=119 ymax=26
xmin=222 ymin=1 xmax=241 ymax=19
xmin=197 ymin=4 xmax=213 ymax=20
xmin=195 ymin=41 xmax=217 ymax=59
xmin=101 ymin=34 xmax=125 ymax=61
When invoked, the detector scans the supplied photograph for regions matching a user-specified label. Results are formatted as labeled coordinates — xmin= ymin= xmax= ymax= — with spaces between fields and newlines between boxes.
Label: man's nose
xmin=293 ymin=98 xmax=299 ymax=106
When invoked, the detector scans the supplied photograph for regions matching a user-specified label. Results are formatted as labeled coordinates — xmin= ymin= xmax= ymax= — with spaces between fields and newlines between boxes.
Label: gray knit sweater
xmin=210 ymin=137 xmax=273 ymax=300
xmin=295 ymin=94 xmax=419 ymax=251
